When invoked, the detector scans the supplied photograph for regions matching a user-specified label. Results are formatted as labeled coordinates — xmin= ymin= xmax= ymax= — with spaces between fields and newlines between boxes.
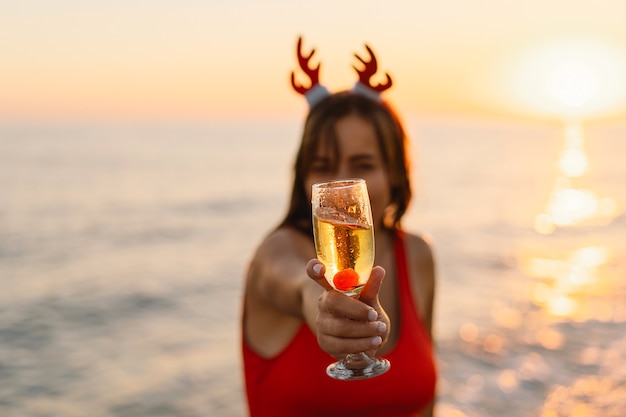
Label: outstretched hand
xmin=306 ymin=259 xmax=390 ymax=360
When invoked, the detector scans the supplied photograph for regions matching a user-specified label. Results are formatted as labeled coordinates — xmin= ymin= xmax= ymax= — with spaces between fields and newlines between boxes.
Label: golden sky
xmin=2 ymin=0 xmax=626 ymax=123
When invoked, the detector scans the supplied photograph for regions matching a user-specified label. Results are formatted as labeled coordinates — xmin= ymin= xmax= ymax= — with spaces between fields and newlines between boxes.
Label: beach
xmin=1 ymin=118 xmax=625 ymax=416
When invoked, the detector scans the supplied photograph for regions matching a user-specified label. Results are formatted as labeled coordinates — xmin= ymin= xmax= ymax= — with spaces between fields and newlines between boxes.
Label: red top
xmin=242 ymin=231 xmax=437 ymax=417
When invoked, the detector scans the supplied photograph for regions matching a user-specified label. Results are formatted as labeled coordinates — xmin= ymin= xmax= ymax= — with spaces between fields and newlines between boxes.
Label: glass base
xmin=326 ymin=352 xmax=390 ymax=380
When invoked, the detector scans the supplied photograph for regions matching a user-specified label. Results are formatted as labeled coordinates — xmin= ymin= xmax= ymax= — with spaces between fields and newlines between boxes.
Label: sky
xmin=2 ymin=0 xmax=626 ymax=123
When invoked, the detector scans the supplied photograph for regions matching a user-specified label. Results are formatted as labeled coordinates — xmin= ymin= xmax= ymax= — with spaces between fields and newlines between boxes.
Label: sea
xmin=1 ymin=117 xmax=625 ymax=417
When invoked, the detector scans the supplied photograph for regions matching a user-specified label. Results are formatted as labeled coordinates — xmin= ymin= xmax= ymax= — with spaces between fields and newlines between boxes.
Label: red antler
xmin=353 ymin=44 xmax=392 ymax=92
xmin=291 ymin=36 xmax=321 ymax=95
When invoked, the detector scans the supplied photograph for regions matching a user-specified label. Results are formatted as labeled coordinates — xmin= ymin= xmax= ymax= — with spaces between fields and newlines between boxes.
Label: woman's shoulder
xmin=400 ymin=230 xmax=436 ymax=329
xmin=253 ymin=225 xmax=314 ymax=261
xmin=400 ymin=230 xmax=435 ymax=264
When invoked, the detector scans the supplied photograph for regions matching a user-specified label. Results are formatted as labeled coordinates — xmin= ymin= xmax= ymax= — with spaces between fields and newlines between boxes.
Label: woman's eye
xmin=310 ymin=164 xmax=331 ymax=172
xmin=355 ymin=163 xmax=375 ymax=171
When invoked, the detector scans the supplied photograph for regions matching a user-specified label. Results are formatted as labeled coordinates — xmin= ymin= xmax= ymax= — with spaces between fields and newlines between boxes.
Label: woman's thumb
xmin=358 ymin=266 xmax=385 ymax=305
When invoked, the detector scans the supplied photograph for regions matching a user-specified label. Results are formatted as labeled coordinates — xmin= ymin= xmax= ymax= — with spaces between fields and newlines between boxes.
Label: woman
xmin=242 ymin=37 xmax=437 ymax=417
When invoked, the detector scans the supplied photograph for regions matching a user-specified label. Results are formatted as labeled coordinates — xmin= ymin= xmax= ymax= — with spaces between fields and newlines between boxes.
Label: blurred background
xmin=1 ymin=1 xmax=626 ymax=416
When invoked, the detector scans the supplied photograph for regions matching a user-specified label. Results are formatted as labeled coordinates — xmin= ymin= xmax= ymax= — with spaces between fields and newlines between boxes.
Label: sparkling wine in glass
xmin=312 ymin=178 xmax=390 ymax=380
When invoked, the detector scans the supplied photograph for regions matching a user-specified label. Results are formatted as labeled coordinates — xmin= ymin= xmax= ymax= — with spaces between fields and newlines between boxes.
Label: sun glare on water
xmin=533 ymin=120 xmax=621 ymax=235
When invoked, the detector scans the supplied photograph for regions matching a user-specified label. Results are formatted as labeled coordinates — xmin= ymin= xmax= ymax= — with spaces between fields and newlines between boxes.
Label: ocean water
xmin=1 ymin=119 xmax=625 ymax=416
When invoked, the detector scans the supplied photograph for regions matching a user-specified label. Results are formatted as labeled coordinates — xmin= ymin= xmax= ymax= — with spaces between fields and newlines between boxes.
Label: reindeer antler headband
xmin=290 ymin=36 xmax=393 ymax=107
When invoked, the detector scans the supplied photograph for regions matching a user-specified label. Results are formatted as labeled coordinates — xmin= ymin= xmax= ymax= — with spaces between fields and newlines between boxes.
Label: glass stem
xmin=343 ymin=352 xmax=373 ymax=370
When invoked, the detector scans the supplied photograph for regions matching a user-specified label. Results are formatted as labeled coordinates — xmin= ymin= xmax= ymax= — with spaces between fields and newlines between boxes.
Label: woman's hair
xmin=281 ymin=91 xmax=412 ymax=235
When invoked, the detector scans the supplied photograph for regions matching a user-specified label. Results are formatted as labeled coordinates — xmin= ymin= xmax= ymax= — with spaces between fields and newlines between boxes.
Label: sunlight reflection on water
xmin=436 ymin=121 xmax=626 ymax=417
xmin=535 ymin=122 xmax=621 ymax=234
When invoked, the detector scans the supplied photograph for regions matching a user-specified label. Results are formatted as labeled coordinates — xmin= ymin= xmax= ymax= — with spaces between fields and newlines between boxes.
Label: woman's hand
xmin=306 ymin=259 xmax=390 ymax=360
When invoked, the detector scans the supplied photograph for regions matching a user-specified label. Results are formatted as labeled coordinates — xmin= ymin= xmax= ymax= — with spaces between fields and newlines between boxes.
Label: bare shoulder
xmin=252 ymin=226 xmax=314 ymax=268
xmin=401 ymin=231 xmax=436 ymax=331
xmin=246 ymin=225 xmax=316 ymax=304
xmin=402 ymin=231 xmax=435 ymax=295
xmin=403 ymin=232 xmax=435 ymax=269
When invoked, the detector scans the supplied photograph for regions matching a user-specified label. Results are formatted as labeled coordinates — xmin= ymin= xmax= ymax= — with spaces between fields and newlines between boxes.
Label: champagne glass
xmin=311 ymin=178 xmax=391 ymax=380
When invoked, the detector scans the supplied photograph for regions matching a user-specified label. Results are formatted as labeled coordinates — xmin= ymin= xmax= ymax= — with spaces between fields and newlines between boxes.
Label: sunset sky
xmin=2 ymin=0 xmax=626 ymax=123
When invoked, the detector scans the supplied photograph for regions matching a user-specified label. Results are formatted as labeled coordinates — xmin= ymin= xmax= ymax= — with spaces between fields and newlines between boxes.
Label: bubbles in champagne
xmin=313 ymin=208 xmax=374 ymax=295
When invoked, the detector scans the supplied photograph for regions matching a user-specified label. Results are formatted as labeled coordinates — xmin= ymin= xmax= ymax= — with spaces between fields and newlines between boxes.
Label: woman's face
xmin=305 ymin=114 xmax=391 ymax=228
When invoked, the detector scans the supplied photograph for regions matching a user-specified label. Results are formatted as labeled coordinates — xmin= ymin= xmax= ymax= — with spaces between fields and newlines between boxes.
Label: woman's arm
xmin=246 ymin=227 xmax=389 ymax=359
xmin=247 ymin=227 xmax=321 ymax=321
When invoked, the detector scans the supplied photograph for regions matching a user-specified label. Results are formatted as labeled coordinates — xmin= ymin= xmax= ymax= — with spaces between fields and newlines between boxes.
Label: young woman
xmin=242 ymin=38 xmax=437 ymax=417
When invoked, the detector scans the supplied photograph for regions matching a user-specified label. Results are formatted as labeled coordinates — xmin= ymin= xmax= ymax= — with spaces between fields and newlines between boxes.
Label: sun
xmin=510 ymin=37 xmax=626 ymax=118
xmin=546 ymin=60 xmax=598 ymax=109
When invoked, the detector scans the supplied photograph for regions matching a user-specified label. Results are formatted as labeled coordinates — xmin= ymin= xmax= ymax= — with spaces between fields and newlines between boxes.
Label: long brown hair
xmin=281 ymin=92 xmax=412 ymax=235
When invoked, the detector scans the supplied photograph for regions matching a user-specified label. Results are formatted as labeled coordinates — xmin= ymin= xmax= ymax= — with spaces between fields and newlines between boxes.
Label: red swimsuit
xmin=242 ymin=231 xmax=437 ymax=417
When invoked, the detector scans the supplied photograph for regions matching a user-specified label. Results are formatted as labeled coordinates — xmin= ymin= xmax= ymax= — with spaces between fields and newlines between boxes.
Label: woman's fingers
xmin=319 ymin=290 xmax=378 ymax=322
xmin=317 ymin=306 xmax=386 ymax=338
xmin=359 ymin=266 xmax=385 ymax=305
xmin=308 ymin=259 xmax=385 ymax=304
xmin=306 ymin=259 xmax=389 ymax=357
xmin=316 ymin=332 xmax=384 ymax=359
xmin=307 ymin=259 xmax=384 ymax=319
xmin=306 ymin=259 xmax=333 ymax=291
xmin=316 ymin=290 xmax=386 ymax=357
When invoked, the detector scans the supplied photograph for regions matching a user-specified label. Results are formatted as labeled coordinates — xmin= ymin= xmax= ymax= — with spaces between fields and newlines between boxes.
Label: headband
xmin=290 ymin=36 xmax=393 ymax=107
